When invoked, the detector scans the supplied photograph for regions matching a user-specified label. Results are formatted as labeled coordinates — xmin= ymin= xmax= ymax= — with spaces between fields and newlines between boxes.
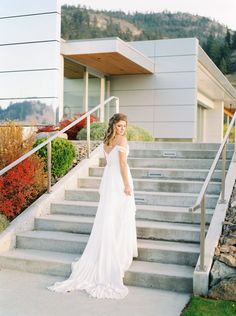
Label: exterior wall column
xmin=83 ymin=70 xmax=89 ymax=112
xmin=204 ymin=100 xmax=224 ymax=142
xmin=58 ymin=55 xmax=64 ymax=122
xmin=100 ymin=77 xmax=105 ymax=122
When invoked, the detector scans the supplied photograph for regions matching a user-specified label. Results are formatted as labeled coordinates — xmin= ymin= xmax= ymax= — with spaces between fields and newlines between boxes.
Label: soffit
xmin=61 ymin=38 xmax=154 ymax=75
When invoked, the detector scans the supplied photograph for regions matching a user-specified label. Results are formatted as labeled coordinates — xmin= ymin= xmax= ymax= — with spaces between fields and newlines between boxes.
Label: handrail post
xmin=115 ymin=98 xmax=119 ymax=113
xmin=100 ymin=77 xmax=105 ymax=122
xmin=199 ymin=194 xmax=206 ymax=271
xmin=47 ymin=141 xmax=52 ymax=193
xmin=219 ymin=145 xmax=226 ymax=204
xmin=87 ymin=115 xmax=91 ymax=158
xmin=234 ymin=119 xmax=236 ymax=162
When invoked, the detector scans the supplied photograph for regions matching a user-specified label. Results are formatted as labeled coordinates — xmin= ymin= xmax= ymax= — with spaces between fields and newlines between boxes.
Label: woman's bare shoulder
xmin=116 ymin=135 xmax=127 ymax=147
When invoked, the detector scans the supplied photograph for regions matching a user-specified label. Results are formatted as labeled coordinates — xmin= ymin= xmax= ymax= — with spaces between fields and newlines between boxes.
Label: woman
xmin=48 ymin=113 xmax=138 ymax=299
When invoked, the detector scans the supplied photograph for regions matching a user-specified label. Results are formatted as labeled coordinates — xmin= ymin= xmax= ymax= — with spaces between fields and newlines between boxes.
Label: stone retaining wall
xmin=209 ymin=182 xmax=236 ymax=301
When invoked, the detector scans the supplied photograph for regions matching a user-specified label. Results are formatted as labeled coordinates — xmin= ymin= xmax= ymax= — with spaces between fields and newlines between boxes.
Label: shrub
xmin=76 ymin=122 xmax=154 ymax=141
xmin=0 ymin=122 xmax=47 ymax=220
xmin=127 ymin=125 xmax=154 ymax=141
xmin=0 ymin=121 xmax=32 ymax=168
xmin=76 ymin=122 xmax=108 ymax=140
xmin=59 ymin=113 xmax=97 ymax=140
xmin=0 ymin=213 xmax=9 ymax=233
xmin=0 ymin=156 xmax=47 ymax=220
xmin=34 ymin=137 xmax=76 ymax=179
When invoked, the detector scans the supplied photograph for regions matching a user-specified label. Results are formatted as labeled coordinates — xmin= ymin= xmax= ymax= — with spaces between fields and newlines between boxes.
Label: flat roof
xmin=61 ymin=37 xmax=154 ymax=75
xmin=198 ymin=46 xmax=236 ymax=108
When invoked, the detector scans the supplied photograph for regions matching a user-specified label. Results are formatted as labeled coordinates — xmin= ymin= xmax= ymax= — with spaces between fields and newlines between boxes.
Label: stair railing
xmin=189 ymin=111 xmax=236 ymax=271
xmin=0 ymin=96 xmax=119 ymax=193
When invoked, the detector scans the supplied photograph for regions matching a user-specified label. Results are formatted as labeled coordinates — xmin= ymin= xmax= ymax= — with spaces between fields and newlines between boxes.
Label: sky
xmin=61 ymin=0 xmax=236 ymax=30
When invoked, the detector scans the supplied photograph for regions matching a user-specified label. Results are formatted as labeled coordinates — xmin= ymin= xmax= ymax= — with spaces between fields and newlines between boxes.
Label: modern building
xmin=1 ymin=0 xmax=236 ymax=142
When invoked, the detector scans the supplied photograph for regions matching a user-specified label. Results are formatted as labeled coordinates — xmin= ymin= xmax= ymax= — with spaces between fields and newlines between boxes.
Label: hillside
xmin=61 ymin=5 xmax=236 ymax=76
xmin=61 ymin=5 xmax=228 ymax=44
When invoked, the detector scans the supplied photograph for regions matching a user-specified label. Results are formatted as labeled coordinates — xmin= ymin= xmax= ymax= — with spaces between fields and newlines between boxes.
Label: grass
xmin=181 ymin=296 xmax=236 ymax=316
xmin=0 ymin=214 xmax=9 ymax=233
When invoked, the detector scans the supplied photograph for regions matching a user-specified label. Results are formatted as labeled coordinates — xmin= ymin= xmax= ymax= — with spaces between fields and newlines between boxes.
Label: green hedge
xmin=76 ymin=122 xmax=107 ymax=141
xmin=0 ymin=213 xmax=9 ymax=233
xmin=34 ymin=137 xmax=76 ymax=179
xmin=76 ymin=122 xmax=154 ymax=141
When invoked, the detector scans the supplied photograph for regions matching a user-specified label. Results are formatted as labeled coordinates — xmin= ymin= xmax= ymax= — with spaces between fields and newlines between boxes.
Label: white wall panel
xmin=111 ymin=72 xmax=196 ymax=91
xmin=113 ymin=90 xmax=155 ymax=106
xmin=0 ymin=70 xmax=59 ymax=99
xmin=120 ymin=106 xmax=154 ymax=121
xmin=204 ymin=101 xmax=224 ymax=142
xmin=0 ymin=42 xmax=60 ymax=71
xmin=154 ymin=106 xmax=195 ymax=122
xmin=155 ymin=72 xmax=197 ymax=89
xmin=155 ymin=38 xmax=198 ymax=57
xmin=154 ymin=122 xmax=195 ymax=138
xmin=155 ymin=55 xmax=197 ymax=73
xmin=0 ymin=13 xmax=60 ymax=45
xmin=0 ymin=0 xmax=60 ymax=18
xmin=129 ymin=40 xmax=156 ymax=57
xmin=154 ymin=89 xmax=196 ymax=106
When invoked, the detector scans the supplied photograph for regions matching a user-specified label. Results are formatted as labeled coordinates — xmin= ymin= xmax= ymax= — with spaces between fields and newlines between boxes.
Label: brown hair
xmin=103 ymin=113 xmax=128 ymax=145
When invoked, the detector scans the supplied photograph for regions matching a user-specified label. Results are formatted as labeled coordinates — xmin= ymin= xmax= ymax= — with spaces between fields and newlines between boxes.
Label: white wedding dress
xmin=48 ymin=144 xmax=138 ymax=299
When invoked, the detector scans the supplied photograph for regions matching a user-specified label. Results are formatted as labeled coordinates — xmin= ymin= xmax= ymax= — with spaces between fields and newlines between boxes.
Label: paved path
xmin=0 ymin=269 xmax=190 ymax=316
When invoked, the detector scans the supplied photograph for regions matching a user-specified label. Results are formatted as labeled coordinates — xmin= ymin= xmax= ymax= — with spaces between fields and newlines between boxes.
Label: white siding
xmin=0 ymin=0 xmax=61 ymax=125
xmin=0 ymin=42 xmax=60 ymax=71
xmin=0 ymin=70 xmax=60 ymax=99
xmin=0 ymin=0 xmax=60 ymax=18
xmin=111 ymin=38 xmax=198 ymax=139
xmin=0 ymin=14 xmax=60 ymax=45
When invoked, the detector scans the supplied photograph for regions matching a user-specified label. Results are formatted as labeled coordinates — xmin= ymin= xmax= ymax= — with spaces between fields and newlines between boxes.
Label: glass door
xmin=63 ymin=58 xmax=85 ymax=119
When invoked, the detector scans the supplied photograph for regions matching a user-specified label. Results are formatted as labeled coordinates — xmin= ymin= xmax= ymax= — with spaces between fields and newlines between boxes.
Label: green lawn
xmin=181 ymin=296 xmax=236 ymax=316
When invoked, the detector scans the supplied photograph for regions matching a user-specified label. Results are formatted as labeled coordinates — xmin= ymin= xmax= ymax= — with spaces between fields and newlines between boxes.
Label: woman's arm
xmin=118 ymin=137 xmax=132 ymax=195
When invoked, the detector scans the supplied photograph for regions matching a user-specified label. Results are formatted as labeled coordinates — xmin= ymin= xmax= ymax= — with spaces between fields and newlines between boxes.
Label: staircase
xmin=0 ymin=142 xmax=234 ymax=293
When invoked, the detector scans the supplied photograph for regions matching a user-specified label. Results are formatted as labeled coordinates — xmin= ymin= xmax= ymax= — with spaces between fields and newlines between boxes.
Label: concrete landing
xmin=0 ymin=269 xmax=190 ymax=316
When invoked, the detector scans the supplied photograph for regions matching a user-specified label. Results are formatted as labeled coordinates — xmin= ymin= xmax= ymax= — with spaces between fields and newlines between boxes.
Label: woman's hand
xmin=124 ymin=185 xmax=132 ymax=196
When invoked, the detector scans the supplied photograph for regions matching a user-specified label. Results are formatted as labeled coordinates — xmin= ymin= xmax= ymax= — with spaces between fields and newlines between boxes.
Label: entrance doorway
xmin=63 ymin=58 xmax=106 ymax=121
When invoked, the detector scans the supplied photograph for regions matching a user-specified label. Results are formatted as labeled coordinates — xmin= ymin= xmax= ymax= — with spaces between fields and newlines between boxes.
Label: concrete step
xmin=89 ymin=166 xmax=223 ymax=182
xmin=127 ymin=141 xmax=234 ymax=151
xmin=129 ymin=149 xmax=234 ymax=159
xmin=64 ymin=188 xmax=218 ymax=208
xmin=77 ymin=177 xmax=221 ymax=194
xmin=126 ymin=260 xmax=194 ymax=292
xmin=99 ymin=157 xmax=231 ymax=169
xmin=34 ymin=214 xmax=203 ymax=243
xmin=0 ymin=248 xmax=194 ymax=292
xmin=16 ymin=230 xmax=199 ymax=266
xmin=51 ymin=201 xmax=213 ymax=224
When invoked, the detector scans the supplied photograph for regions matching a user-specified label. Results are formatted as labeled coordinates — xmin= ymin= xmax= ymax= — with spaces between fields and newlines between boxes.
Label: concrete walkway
xmin=0 ymin=269 xmax=190 ymax=316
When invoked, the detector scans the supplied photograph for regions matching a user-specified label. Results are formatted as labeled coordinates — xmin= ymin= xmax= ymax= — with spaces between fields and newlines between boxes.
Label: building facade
xmin=1 ymin=0 xmax=236 ymax=142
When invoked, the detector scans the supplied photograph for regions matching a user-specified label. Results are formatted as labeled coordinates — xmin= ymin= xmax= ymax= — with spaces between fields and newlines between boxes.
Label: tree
xmin=209 ymin=40 xmax=222 ymax=66
xmin=219 ymin=57 xmax=228 ymax=74
xmin=225 ymin=27 xmax=231 ymax=48
xmin=232 ymin=31 xmax=236 ymax=49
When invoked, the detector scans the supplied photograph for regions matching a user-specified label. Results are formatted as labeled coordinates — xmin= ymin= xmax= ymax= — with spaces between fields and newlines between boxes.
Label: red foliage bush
xmin=0 ymin=122 xmax=47 ymax=221
xmin=0 ymin=155 xmax=47 ymax=220
xmin=36 ymin=126 xmax=59 ymax=133
xmin=59 ymin=112 xmax=97 ymax=139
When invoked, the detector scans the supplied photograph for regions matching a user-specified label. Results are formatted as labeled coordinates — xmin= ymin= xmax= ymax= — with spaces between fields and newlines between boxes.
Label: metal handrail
xmin=0 ymin=96 xmax=119 ymax=192
xmin=189 ymin=110 xmax=236 ymax=271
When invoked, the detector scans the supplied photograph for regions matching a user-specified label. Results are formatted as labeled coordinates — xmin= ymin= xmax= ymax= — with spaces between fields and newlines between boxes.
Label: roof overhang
xmin=198 ymin=46 xmax=236 ymax=108
xmin=61 ymin=37 xmax=154 ymax=75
